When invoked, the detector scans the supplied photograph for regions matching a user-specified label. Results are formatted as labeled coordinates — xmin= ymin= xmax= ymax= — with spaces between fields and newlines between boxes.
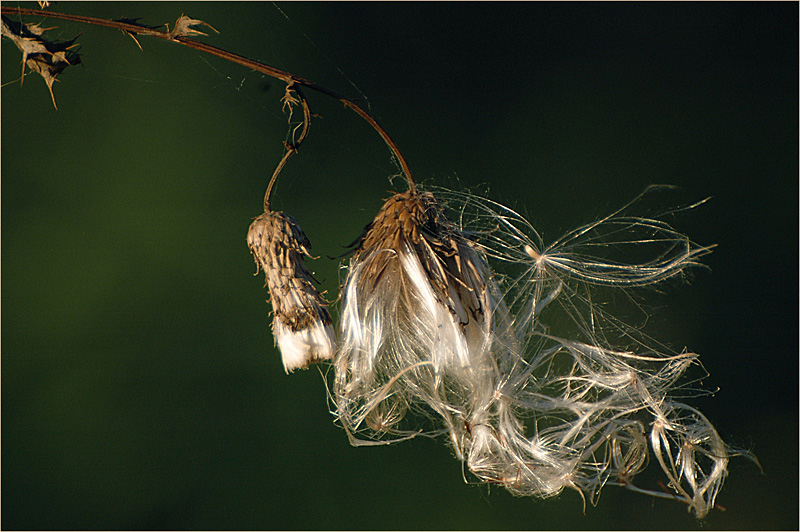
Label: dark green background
xmin=3 ymin=2 xmax=797 ymax=529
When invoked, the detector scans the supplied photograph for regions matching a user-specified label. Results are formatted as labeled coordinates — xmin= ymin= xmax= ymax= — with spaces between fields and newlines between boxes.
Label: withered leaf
xmin=1 ymin=14 xmax=81 ymax=109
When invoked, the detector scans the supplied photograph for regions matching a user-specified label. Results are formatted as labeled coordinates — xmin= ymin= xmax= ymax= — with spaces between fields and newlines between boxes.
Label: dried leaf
xmin=22 ymin=21 xmax=56 ymax=36
xmin=1 ymin=15 xmax=80 ymax=109
xmin=24 ymin=55 xmax=62 ymax=109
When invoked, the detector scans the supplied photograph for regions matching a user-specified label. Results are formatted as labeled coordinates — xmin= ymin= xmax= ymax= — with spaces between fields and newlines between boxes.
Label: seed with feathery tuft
xmin=334 ymin=189 xmax=510 ymax=446
xmin=247 ymin=211 xmax=335 ymax=372
xmin=351 ymin=190 xmax=490 ymax=341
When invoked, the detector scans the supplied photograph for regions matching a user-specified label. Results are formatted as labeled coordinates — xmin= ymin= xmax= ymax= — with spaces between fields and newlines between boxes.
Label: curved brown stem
xmin=1 ymin=5 xmax=416 ymax=192
xmin=264 ymin=84 xmax=312 ymax=212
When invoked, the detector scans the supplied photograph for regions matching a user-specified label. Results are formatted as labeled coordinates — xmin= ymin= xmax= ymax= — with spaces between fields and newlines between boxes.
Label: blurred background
xmin=2 ymin=2 xmax=797 ymax=529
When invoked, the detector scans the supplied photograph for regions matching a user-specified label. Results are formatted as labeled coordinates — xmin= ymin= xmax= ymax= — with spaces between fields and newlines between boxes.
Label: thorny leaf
xmin=21 ymin=21 xmax=56 ymax=36
xmin=167 ymin=14 xmax=218 ymax=39
xmin=2 ymin=16 xmax=50 ymax=67
xmin=1 ymin=15 xmax=81 ymax=109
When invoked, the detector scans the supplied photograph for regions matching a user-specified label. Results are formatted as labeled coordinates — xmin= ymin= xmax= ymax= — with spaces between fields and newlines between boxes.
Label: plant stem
xmin=1 ymin=5 xmax=417 ymax=193
xmin=264 ymin=84 xmax=312 ymax=212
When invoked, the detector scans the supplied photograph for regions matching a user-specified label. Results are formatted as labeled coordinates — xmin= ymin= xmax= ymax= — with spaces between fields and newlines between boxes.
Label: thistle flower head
xmin=247 ymin=211 xmax=334 ymax=373
xmin=348 ymin=190 xmax=494 ymax=363
xmin=334 ymin=189 xmax=512 ymax=442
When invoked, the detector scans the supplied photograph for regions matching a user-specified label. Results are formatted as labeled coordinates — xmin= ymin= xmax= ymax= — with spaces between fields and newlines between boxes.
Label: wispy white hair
xmin=331 ymin=185 xmax=753 ymax=517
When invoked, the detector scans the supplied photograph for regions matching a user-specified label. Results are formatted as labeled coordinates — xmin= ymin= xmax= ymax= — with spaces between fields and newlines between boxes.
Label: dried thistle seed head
xmin=352 ymin=190 xmax=491 ymax=345
xmin=247 ymin=211 xmax=334 ymax=373
xmin=334 ymin=189 xmax=511 ymax=447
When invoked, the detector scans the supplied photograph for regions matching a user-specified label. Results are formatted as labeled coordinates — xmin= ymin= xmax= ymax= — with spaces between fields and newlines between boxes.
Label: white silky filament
xmin=330 ymin=185 xmax=751 ymax=518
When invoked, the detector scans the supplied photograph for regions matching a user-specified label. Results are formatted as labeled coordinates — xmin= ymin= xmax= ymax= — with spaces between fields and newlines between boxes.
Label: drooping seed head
xmin=247 ymin=211 xmax=334 ymax=372
xmin=334 ymin=189 xmax=510 ymax=444
xmin=332 ymin=187 xmax=745 ymax=517
xmin=351 ymin=190 xmax=492 ymax=358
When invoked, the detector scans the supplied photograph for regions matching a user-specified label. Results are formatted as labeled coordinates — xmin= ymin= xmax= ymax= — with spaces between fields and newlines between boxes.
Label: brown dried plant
xmin=247 ymin=211 xmax=334 ymax=372
xmin=2 ymin=4 xmax=755 ymax=518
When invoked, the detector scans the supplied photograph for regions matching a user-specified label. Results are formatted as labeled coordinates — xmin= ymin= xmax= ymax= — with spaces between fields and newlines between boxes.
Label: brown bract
xmin=352 ymin=190 xmax=488 ymax=330
xmin=247 ymin=211 xmax=332 ymax=332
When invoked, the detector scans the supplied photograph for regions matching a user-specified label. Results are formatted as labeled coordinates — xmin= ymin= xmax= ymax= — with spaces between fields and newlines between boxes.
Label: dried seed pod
xmin=247 ymin=211 xmax=334 ymax=372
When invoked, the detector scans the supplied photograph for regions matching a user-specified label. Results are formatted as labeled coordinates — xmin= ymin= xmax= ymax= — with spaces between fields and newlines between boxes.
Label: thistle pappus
xmin=330 ymin=186 xmax=752 ymax=518
xmin=247 ymin=211 xmax=335 ymax=372
xmin=334 ymin=189 xmax=512 ymax=443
